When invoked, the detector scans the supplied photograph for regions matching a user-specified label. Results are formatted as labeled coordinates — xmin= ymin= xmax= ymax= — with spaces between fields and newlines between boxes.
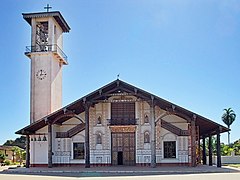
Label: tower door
xmin=117 ymin=151 xmax=123 ymax=165
xmin=112 ymin=132 xmax=135 ymax=166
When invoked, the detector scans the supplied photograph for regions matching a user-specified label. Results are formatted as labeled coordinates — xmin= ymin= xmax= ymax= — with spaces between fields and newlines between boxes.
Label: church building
xmin=16 ymin=10 xmax=228 ymax=168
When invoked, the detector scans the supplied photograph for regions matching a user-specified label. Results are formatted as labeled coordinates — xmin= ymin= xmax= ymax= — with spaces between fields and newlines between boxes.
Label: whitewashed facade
xmin=29 ymin=99 xmax=190 ymax=166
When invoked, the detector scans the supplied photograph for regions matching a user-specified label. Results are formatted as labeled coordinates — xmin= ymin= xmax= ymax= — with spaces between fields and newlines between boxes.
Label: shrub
xmin=0 ymin=153 xmax=5 ymax=163
xmin=4 ymin=160 xmax=11 ymax=165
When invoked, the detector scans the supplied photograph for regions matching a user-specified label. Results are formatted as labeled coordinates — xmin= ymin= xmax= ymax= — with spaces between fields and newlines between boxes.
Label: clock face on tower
xmin=36 ymin=69 xmax=47 ymax=80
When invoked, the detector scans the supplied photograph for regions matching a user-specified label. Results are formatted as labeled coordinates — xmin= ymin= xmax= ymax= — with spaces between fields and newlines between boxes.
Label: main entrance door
xmin=111 ymin=132 xmax=135 ymax=166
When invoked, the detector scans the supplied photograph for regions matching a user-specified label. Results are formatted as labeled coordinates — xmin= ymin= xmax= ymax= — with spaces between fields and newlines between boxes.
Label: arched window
xmin=96 ymin=133 xmax=102 ymax=144
xmin=144 ymin=131 xmax=150 ymax=143
xmin=97 ymin=116 xmax=102 ymax=125
xmin=144 ymin=114 xmax=149 ymax=123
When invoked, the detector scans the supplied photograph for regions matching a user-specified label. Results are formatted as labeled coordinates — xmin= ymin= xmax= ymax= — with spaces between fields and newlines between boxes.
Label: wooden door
xmin=111 ymin=132 xmax=135 ymax=166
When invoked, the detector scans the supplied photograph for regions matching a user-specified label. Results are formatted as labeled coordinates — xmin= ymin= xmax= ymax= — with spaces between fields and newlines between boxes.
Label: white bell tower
xmin=23 ymin=10 xmax=70 ymax=123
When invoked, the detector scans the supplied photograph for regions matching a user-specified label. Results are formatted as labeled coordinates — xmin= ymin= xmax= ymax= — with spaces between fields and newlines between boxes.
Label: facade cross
xmin=44 ymin=4 xmax=52 ymax=12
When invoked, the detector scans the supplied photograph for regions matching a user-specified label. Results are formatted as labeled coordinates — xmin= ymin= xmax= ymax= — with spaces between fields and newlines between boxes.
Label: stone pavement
xmin=1 ymin=165 xmax=240 ymax=175
xmin=0 ymin=165 xmax=19 ymax=172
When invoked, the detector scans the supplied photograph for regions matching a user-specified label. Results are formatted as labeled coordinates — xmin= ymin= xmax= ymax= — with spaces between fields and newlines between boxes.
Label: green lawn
xmin=227 ymin=164 xmax=240 ymax=168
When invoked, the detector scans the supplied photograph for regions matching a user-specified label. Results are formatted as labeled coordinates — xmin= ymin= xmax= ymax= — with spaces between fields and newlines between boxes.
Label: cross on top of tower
xmin=44 ymin=4 xmax=52 ymax=12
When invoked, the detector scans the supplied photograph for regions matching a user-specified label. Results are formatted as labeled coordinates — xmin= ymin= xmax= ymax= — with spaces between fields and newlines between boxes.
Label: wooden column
xmin=208 ymin=135 xmax=213 ymax=166
xmin=26 ymin=134 xmax=30 ymax=168
xmin=216 ymin=128 xmax=221 ymax=167
xmin=202 ymin=136 xmax=207 ymax=165
xmin=48 ymin=123 xmax=53 ymax=168
xmin=198 ymin=136 xmax=201 ymax=163
xmin=85 ymin=103 xmax=90 ymax=168
xmin=190 ymin=116 xmax=196 ymax=167
xmin=150 ymin=97 xmax=156 ymax=168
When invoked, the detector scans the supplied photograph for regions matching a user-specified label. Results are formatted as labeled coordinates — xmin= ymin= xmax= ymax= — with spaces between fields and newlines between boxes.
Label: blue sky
xmin=0 ymin=0 xmax=239 ymax=145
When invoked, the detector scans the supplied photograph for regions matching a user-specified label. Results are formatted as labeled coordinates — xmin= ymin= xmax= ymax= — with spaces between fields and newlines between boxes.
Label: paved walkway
xmin=0 ymin=165 xmax=19 ymax=172
xmin=1 ymin=165 xmax=240 ymax=175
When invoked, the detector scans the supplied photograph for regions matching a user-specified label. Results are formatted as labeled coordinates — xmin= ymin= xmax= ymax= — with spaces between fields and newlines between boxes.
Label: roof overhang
xmin=16 ymin=79 xmax=229 ymax=137
xmin=22 ymin=11 xmax=70 ymax=33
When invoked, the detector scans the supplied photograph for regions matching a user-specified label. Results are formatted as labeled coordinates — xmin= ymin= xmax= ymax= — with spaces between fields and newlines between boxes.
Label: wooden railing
xmin=68 ymin=123 xmax=85 ymax=137
xmin=56 ymin=132 xmax=68 ymax=138
xmin=56 ymin=123 xmax=85 ymax=138
xmin=161 ymin=120 xmax=189 ymax=136
xmin=108 ymin=119 xmax=137 ymax=126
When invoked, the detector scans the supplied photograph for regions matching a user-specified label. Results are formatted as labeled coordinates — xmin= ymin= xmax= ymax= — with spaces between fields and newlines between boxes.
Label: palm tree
xmin=222 ymin=108 xmax=236 ymax=145
xmin=12 ymin=146 xmax=24 ymax=165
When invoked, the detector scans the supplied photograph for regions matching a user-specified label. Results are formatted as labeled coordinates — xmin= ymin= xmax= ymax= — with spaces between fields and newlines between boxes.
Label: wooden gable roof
xmin=16 ymin=79 xmax=229 ymax=137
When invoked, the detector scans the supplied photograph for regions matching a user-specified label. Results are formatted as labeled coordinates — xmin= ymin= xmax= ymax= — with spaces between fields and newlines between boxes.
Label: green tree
xmin=222 ymin=108 xmax=236 ymax=145
xmin=0 ymin=152 xmax=5 ymax=163
xmin=221 ymin=143 xmax=234 ymax=156
xmin=233 ymin=139 xmax=240 ymax=155
xmin=11 ymin=146 xmax=25 ymax=165
xmin=201 ymin=136 xmax=217 ymax=156
xmin=3 ymin=136 xmax=26 ymax=149
xmin=219 ymin=140 xmax=240 ymax=156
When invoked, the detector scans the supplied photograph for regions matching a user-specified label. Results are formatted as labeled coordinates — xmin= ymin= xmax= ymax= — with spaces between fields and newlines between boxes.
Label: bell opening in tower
xmin=36 ymin=21 xmax=49 ymax=52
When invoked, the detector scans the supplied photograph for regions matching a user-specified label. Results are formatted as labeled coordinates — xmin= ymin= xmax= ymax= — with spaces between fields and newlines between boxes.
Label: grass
xmin=226 ymin=164 xmax=240 ymax=168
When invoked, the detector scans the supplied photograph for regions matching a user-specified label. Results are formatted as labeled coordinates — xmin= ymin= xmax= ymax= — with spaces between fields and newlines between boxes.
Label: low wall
xmin=207 ymin=156 xmax=240 ymax=164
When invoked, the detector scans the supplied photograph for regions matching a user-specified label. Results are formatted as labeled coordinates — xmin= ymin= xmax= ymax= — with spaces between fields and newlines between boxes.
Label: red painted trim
xmin=156 ymin=163 xmax=190 ymax=166
xmin=31 ymin=163 xmax=112 ymax=167
xmin=31 ymin=164 xmax=48 ymax=167
xmin=31 ymin=163 xmax=190 ymax=167
xmin=135 ymin=163 xmax=190 ymax=167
